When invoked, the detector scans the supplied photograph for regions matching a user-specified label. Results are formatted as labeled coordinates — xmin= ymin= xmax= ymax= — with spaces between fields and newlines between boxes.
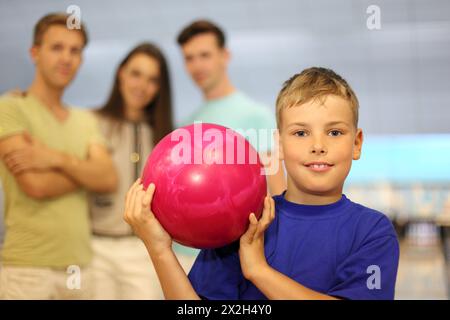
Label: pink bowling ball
xmin=141 ymin=123 xmax=267 ymax=249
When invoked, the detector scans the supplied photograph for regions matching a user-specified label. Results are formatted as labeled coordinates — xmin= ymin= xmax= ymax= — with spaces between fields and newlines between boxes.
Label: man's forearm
xmin=17 ymin=170 xmax=79 ymax=199
xmin=53 ymin=150 xmax=117 ymax=193
xmin=249 ymin=263 xmax=338 ymax=300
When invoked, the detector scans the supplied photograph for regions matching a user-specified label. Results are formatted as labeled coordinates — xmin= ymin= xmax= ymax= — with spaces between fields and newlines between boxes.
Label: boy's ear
xmin=353 ymin=128 xmax=363 ymax=160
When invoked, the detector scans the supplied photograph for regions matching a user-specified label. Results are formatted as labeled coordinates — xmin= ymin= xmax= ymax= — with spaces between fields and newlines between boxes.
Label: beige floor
xmin=395 ymin=239 xmax=449 ymax=299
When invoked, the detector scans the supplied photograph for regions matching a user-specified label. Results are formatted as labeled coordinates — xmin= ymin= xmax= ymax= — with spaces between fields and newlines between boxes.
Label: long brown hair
xmin=97 ymin=42 xmax=173 ymax=145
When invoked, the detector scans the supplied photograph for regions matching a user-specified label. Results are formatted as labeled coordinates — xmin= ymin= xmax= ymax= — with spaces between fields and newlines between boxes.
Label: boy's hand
xmin=124 ymin=178 xmax=172 ymax=254
xmin=239 ymin=196 xmax=275 ymax=281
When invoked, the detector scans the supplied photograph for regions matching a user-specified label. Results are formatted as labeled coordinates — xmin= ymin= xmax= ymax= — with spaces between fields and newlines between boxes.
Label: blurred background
xmin=0 ymin=0 xmax=449 ymax=299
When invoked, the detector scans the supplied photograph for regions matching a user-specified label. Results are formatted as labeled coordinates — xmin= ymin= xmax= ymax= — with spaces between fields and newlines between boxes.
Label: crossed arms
xmin=0 ymin=132 xmax=117 ymax=199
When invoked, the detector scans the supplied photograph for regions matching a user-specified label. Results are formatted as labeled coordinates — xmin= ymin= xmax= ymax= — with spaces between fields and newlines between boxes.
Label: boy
xmin=124 ymin=67 xmax=399 ymax=300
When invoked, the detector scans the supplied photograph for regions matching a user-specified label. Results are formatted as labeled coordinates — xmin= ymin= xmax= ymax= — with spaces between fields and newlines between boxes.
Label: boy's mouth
xmin=304 ymin=161 xmax=334 ymax=172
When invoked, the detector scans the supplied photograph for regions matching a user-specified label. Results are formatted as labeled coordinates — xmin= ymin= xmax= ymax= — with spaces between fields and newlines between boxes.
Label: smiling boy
xmin=124 ymin=67 xmax=399 ymax=300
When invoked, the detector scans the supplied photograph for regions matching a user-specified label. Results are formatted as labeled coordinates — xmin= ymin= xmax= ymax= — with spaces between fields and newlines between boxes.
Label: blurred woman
xmin=90 ymin=43 xmax=173 ymax=299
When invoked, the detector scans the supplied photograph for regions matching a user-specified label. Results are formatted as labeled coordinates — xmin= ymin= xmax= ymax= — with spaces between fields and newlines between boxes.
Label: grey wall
xmin=0 ymin=0 xmax=449 ymax=249
xmin=0 ymin=0 xmax=449 ymax=133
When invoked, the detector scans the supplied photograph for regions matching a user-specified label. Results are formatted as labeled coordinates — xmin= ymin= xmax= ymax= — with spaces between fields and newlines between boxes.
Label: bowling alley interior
xmin=0 ymin=0 xmax=449 ymax=300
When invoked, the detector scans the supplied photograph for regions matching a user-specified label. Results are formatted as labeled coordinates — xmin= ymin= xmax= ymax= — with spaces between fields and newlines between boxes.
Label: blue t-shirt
xmin=188 ymin=193 xmax=399 ymax=300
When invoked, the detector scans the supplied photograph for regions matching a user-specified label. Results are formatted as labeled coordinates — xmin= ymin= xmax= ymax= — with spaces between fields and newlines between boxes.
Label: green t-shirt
xmin=0 ymin=94 xmax=104 ymax=268
xmin=183 ymin=91 xmax=276 ymax=153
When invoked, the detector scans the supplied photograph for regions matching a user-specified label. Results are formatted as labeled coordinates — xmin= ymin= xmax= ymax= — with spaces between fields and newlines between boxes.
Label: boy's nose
xmin=310 ymin=144 xmax=327 ymax=155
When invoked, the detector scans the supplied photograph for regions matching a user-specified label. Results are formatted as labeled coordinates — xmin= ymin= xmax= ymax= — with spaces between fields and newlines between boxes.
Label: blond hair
xmin=276 ymin=67 xmax=359 ymax=129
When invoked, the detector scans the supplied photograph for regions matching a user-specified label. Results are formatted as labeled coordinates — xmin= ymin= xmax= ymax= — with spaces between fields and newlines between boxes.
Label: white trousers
xmin=0 ymin=265 xmax=92 ymax=300
xmin=91 ymin=235 xmax=163 ymax=299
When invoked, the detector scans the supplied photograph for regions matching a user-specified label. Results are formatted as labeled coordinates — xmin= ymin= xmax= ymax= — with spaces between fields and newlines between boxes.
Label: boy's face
xmin=30 ymin=25 xmax=84 ymax=90
xmin=279 ymin=95 xmax=363 ymax=199
xmin=181 ymin=33 xmax=229 ymax=93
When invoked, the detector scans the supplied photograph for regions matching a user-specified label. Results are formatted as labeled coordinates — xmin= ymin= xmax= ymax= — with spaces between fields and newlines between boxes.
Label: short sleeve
xmin=0 ymin=97 xmax=28 ymax=140
xmin=178 ymin=112 xmax=196 ymax=128
xmin=327 ymin=216 xmax=400 ymax=300
xmin=188 ymin=242 xmax=244 ymax=300
xmin=84 ymin=111 xmax=107 ymax=147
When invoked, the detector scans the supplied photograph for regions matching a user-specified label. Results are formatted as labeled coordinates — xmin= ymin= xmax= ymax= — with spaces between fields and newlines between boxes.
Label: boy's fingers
xmin=125 ymin=178 xmax=141 ymax=209
xmin=126 ymin=178 xmax=140 ymax=200
xmin=132 ymin=178 xmax=141 ymax=190
xmin=133 ymin=178 xmax=142 ymax=189
xmin=128 ymin=186 xmax=137 ymax=220
xmin=260 ymin=196 xmax=272 ymax=227
xmin=143 ymin=183 xmax=155 ymax=208
xmin=249 ymin=213 xmax=260 ymax=241
xmin=270 ymin=198 xmax=275 ymax=221
xmin=241 ymin=213 xmax=258 ymax=244
xmin=255 ymin=196 xmax=275 ymax=235
xmin=125 ymin=188 xmax=133 ymax=214
xmin=125 ymin=181 xmax=141 ymax=222
xmin=125 ymin=188 xmax=135 ymax=222
xmin=125 ymin=189 xmax=132 ymax=215
xmin=128 ymin=184 xmax=141 ymax=220
xmin=135 ymin=188 xmax=146 ymax=220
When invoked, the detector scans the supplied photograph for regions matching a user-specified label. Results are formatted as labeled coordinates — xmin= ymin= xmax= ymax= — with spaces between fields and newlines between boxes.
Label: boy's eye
xmin=328 ymin=130 xmax=342 ymax=137
xmin=294 ymin=130 xmax=307 ymax=137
